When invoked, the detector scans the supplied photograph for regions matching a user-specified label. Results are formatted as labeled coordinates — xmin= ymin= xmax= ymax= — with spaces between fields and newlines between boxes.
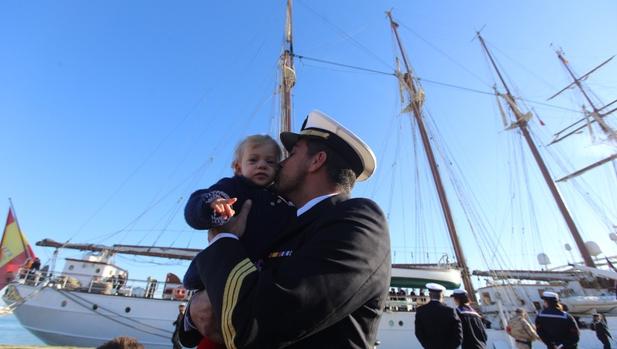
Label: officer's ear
xmin=307 ymin=150 xmax=327 ymax=173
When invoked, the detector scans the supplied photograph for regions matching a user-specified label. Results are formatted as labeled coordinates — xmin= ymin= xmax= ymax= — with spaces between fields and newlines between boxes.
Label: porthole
xmin=61 ymin=300 xmax=67 ymax=307
xmin=68 ymin=265 xmax=74 ymax=271
xmin=125 ymin=307 xmax=131 ymax=313
xmin=388 ymin=320 xmax=394 ymax=327
xmin=95 ymin=268 xmax=101 ymax=273
xmin=92 ymin=304 xmax=98 ymax=310
xmin=398 ymin=320 xmax=404 ymax=327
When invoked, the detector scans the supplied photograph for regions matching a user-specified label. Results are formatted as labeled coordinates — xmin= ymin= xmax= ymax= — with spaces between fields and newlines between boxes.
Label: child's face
xmin=236 ymin=143 xmax=278 ymax=186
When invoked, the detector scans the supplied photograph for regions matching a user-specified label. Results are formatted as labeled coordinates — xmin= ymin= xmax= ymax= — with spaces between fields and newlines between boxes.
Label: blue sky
xmin=1 ymin=1 xmax=616 ymax=286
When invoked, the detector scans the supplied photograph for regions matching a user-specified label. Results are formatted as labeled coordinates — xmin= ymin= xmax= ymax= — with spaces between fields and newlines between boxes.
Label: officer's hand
xmin=208 ymin=200 xmax=252 ymax=241
xmin=189 ymin=290 xmax=223 ymax=343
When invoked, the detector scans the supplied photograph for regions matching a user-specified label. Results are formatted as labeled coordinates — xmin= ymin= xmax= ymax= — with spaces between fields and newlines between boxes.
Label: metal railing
xmin=11 ymin=267 xmax=192 ymax=301
xmin=384 ymin=295 xmax=430 ymax=312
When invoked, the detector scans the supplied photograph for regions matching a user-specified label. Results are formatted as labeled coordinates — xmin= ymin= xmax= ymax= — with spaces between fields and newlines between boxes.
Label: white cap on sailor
xmin=425 ymin=282 xmax=446 ymax=293
xmin=280 ymin=110 xmax=377 ymax=181
xmin=451 ymin=289 xmax=468 ymax=297
xmin=541 ymin=291 xmax=559 ymax=301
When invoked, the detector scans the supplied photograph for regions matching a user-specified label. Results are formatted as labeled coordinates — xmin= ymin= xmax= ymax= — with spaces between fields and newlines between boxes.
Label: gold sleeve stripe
xmin=222 ymin=259 xmax=251 ymax=347
xmin=222 ymin=259 xmax=256 ymax=349
xmin=221 ymin=258 xmax=256 ymax=349
xmin=225 ymin=265 xmax=255 ymax=348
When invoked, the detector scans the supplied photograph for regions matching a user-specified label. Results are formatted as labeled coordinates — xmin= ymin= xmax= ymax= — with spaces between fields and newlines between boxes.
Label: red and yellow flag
xmin=0 ymin=207 xmax=35 ymax=289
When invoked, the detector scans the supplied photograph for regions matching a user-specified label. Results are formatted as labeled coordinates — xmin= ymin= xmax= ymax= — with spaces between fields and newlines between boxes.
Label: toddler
xmin=183 ymin=134 xmax=295 ymax=289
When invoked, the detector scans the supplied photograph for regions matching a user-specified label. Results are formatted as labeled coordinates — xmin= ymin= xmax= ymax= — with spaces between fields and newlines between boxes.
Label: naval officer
xmin=452 ymin=289 xmax=487 ymax=349
xmin=535 ymin=291 xmax=579 ymax=349
xmin=181 ymin=110 xmax=391 ymax=348
xmin=415 ymin=282 xmax=462 ymax=349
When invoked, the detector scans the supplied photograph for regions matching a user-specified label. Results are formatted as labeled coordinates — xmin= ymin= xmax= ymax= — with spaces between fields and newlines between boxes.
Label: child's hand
xmin=210 ymin=197 xmax=238 ymax=220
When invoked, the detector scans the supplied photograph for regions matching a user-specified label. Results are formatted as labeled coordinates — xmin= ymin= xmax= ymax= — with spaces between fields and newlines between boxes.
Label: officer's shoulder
xmin=418 ymin=301 xmax=445 ymax=311
xmin=338 ymin=197 xmax=384 ymax=215
xmin=416 ymin=302 xmax=431 ymax=313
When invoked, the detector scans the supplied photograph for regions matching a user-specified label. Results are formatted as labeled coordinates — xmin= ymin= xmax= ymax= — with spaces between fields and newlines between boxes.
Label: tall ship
xmin=2 ymin=2 xmax=617 ymax=348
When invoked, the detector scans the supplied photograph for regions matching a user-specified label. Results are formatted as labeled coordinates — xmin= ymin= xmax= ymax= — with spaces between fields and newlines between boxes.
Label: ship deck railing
xmin=11 ymin=267 xmax=192 ymax=302
xmin=384 ymin=295 xmax=430 ymax=312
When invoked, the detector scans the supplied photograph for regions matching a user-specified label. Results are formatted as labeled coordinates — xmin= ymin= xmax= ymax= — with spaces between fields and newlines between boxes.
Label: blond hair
xmin=231 ymin=135 xmax=282 ymax=173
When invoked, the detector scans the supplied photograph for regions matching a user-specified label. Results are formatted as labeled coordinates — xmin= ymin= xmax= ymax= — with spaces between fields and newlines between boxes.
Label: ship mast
xmin=477 ymin=34 xmax=596 ymax=268
xmin=386 ymin=12 xmax=477 ymax=302
xmin=279 ymin=0 xmax=295 ymax=137
xmin=549 ymin=50 xmax=617 ymax=182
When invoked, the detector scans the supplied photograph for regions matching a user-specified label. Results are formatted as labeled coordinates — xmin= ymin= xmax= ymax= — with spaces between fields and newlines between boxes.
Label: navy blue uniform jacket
xmin=415 ymin=300 xmax=463 ymax=349
xmin=456 ymin=305 xmax=487 ymax=349
xmin=183 ymin=176 xmax=295 ymax=289
xmin=535 ymin=307 xmax=579 ymax=348
xmin=186 ymin=194 xmax=391 ymax=348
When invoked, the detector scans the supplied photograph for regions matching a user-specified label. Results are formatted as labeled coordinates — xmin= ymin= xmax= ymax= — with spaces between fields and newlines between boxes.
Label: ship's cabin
xmin=13 ymin=250 xmax=189 ymax=301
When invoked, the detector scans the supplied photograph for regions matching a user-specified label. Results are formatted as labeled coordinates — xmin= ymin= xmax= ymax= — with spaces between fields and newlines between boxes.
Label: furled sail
xmin=0 ymin=206 xmax=36 ymax=290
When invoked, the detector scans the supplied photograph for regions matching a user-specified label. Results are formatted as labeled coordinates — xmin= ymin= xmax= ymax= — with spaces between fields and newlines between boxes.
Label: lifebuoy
xmin=173 ymin=287 xmax=187 ymax=300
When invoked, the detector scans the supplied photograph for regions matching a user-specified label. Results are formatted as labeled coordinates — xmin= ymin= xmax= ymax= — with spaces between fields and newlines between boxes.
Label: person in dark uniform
xmin=172 ymin=303 xmax=186 ymax=349
xmin=452 ymin=289 xmax=487 ymax=349
xmin=415 ymin=283 xmax=462 ymax=349
xmin=535 ymin=291 xmax=579 ymax=349
xmin=180 ymin=110 xmax=391 ymax=348
xmin=591 ymin=313 xmax=612 ymax=349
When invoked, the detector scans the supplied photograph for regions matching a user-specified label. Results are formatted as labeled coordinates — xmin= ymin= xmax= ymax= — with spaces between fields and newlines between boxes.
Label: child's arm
xmin=185 ymin=177 xmax=244 ymax=230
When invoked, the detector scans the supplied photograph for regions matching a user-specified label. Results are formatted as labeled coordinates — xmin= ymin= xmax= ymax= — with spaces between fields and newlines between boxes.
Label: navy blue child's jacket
xmin=183 ymin=175 xmax=295 ymax=289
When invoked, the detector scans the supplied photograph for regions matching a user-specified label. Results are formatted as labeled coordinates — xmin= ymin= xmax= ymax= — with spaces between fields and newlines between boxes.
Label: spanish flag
xmin=0 ymin=206 xmax=36 ymax=290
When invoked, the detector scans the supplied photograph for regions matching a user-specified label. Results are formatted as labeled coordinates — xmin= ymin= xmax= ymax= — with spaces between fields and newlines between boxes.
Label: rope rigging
xmin=422 ymin=109 xmax=537 ymax=308
xmin=294 ymin=52 xmax=584 ymax=114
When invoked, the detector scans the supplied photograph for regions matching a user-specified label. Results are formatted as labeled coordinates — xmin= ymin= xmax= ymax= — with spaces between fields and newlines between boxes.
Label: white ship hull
xmin=5 ymin=284 xmax=178 ymax=349
xmin=5 ymin=283 xmax=616 ymax=349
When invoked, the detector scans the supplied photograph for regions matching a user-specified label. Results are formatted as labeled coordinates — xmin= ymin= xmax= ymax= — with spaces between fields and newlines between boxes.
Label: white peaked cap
xmin=542 ymin=291 xmax=559 ymax=301
xmin=280 ymin=110 xmax=377 ymax=181
xmin=452 ymin=289 xmax=468 ymax=297
xmin=425 ymin=282 xmax=446 ymax=292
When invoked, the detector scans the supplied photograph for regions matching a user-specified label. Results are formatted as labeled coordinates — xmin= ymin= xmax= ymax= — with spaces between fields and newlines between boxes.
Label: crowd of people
xmin=412 ymin=283 xmax=616 ymax=349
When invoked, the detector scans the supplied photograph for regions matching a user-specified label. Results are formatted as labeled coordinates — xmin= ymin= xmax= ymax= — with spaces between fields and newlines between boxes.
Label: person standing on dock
xmin=535 ymin=291 xmax=579 ymax=349
xmin=507 ymin=308 xmax=540 ymax=349
xmin=172 ymin=303 xmax=187 ymax=349
xmin=591 ymin=313 xmax=612 ymax=349
xmin=415 ymin=283 xmax=462 ymax=349
xmin=452 ymin=288 xmax=487 ymax=349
